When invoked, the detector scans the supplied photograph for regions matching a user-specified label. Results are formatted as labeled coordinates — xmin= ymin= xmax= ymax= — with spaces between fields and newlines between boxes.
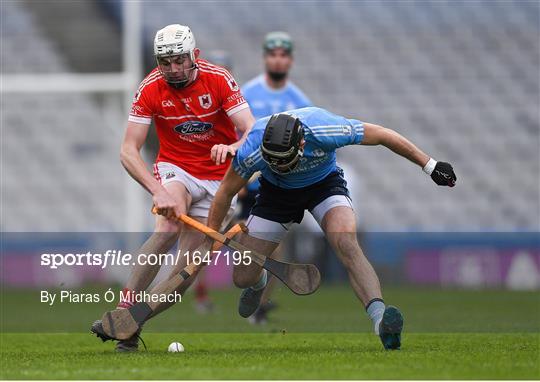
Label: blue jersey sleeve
xmin=232 ymin=120 xmax=268 ymax=179
xmin=302 ymin=108 xmax=364 ymax=151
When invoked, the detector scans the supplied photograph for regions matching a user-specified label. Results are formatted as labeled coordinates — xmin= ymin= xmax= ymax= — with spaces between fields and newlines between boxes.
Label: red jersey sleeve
xmin=216 ymin=69 xmax=249 ymax=116
xmin=128 ymin=72 xmax=159 ymax=124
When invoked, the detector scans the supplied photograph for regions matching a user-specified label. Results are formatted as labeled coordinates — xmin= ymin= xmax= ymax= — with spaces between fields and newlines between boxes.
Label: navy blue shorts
xmin=250 ymin=170 xmax=350 ymax=224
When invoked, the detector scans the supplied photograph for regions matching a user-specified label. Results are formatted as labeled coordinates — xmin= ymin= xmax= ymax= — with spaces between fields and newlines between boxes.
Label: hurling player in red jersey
xmin=103 ymin=24 xmax=255 ymax=351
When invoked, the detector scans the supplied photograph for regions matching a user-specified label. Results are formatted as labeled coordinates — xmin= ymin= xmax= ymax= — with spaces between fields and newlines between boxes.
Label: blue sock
xmin=366 ymin=298 xmax=385 ymax=334
xmin=251 ymin=269 xmax=267 ymax=291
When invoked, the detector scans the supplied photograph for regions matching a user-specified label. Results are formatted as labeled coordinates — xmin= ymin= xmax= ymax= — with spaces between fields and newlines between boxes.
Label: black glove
xmin=431 ymin=161 xmax=456 ymax=187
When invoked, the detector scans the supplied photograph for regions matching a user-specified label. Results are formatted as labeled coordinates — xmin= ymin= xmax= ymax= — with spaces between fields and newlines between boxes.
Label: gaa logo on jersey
xmin=130 ymin=105 xmax=144 ymax=115
xmin=342 ymin=125 xmax=352 ymax=135
xmin=162 ymin=99 xmax=175 ymax=108
xmin=174 ymin=121 xmax=213 ymax=135
xmin=198 ymin=94 xmax=213 ymax=109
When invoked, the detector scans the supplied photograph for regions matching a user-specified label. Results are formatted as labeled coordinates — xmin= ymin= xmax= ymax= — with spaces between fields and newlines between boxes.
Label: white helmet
xmin=154 ymin=24 xmax=197 ymax=88
xmin=154 ymin=24 xmax=196 ymax=59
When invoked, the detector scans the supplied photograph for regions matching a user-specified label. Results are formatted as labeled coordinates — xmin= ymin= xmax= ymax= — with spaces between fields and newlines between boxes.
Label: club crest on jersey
xmin=198 ymin=94 xmax=213 ymax=109
xmin=227 ymin=78 xmax=239 ymax=92
xmin=174 ymin=121 xmax=213 ymax=135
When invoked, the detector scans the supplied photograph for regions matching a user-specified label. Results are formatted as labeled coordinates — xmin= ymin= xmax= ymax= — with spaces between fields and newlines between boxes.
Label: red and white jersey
xmin=128 ymin=59 xmax=249 ymax=180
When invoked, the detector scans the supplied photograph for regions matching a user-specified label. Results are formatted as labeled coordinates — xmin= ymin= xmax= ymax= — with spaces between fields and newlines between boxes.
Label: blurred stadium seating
xmin=1 ymin=1 xmax=125 ymax=231
xmin=1 ymin=0 xmax=538 ymax=232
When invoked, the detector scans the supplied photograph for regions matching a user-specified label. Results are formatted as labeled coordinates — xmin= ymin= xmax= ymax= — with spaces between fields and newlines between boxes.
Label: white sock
xmin=366 ymin=299 xmax=385 ymax=335
xmin=374 ymin=318 xmax=383 ymax=335
xmin=251 ymin=269 xmax=267 ymax=291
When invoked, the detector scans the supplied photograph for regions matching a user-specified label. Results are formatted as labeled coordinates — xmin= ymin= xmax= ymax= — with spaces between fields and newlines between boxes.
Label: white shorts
xmin=154 ymin=162 xmax=237 ymax=222
xmin=246 ymin=195 xmax=353 ymax=243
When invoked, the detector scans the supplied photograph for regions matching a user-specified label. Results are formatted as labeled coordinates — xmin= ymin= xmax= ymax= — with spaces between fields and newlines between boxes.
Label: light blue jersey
xmin=233 ymin=107 xmax=364 ymax=189
xmin=242 ymin=75 xmax=312 ymax=119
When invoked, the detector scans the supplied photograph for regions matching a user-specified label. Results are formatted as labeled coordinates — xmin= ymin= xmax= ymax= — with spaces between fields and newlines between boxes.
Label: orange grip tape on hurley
xmin=211 ymin=223 xmax=245 ymax=251
xmin=151 ymin=207 xmax=248 ymax=251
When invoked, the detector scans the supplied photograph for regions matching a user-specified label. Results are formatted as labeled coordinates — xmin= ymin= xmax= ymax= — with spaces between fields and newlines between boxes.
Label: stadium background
xmin=1 ymin=0 xmax=539 ymax=333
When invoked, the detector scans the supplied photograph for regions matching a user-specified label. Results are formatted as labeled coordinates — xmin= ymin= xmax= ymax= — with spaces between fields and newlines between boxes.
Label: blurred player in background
xmin=101 ymin=24 xmax=255 ymax=352
xmin=206 ymin=107 xmax=457 ymax=350
xmin=242 ymin=31 xmax=311 ymax=118
xmin=240 ymin=32 xmax=312 ymax=324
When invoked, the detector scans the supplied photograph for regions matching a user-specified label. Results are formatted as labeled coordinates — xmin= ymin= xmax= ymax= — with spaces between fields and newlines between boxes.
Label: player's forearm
xmin=207 ymin=190 xmax=234 ymax=231
xmin=378 ymin=128 xmax=430 ymax=168
xmin=230 ymin=114 xmax=255 ymax=150
xmin=120 ymin=146 xmax=163 ymax=195
xmin=230 ymin=130 xmax=249 ymax=151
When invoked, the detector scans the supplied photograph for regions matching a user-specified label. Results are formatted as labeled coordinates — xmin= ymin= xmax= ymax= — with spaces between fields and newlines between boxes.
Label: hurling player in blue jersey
xmin=207 ymin=107 xmax=456 ymax=350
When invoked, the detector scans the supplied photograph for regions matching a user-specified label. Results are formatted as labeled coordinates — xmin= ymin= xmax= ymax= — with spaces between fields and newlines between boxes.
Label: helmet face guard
xmin=261 ymin=114 xmax=304 ymax=174
xmin=155 ymin=53 xmax=197 ymax=89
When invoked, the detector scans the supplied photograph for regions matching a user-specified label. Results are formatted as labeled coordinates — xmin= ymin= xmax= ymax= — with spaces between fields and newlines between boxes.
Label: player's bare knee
xmin=149 ymin=229 xmax=180 ymax=250
xmin=155 ymin=217 xmax=181 ymax=232
xmin=334 ymin=234 xmax=360 ymax=263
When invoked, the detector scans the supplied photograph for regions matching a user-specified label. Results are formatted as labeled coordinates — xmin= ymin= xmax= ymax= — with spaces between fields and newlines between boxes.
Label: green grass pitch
xmin=1 ymin=286 xmax=539 ymax=379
